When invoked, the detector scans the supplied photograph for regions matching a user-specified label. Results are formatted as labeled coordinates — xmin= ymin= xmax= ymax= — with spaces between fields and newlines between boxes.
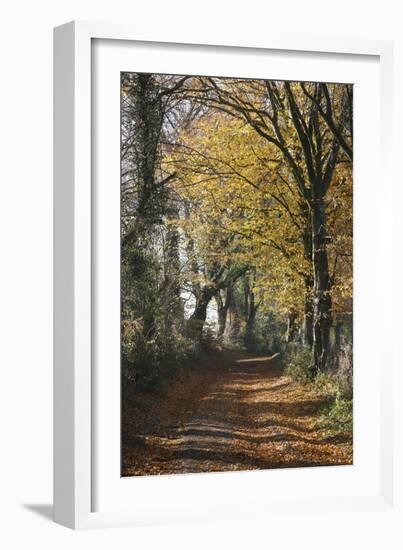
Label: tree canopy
xmin=120 ymin=73 xmax=353 ymax=388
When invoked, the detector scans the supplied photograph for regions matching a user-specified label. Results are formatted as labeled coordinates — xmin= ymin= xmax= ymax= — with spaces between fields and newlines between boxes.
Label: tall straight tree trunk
xmin=135 ymin=74 xmax=164 ymax=222
xmin=286 ymin=309 xmax=298 ymax=343
xmin=161 ymin=207 xmax=183 ymax=333
xmin=332 ymin=319 xmax=343 ymax=370
xmin=244 ymin=279 xmax=258 ymax=352
xmin=227 ymin=298 xmax=242 ymax=345
xmin=303 ymin=276 xmax=314 ymax=347
xmin=302 ymin=214 xmax=314 ymax=347
xmin=244 ymin=303 xmax=258 ymax=352
xmin=311 ymin=198 xmax=332 ymax=372
xmin=334 ymin=319 xmax=343 ymax=352
xmin=215 ymin=286 xmax=232 ymax=339
xmin=121 ymin=73 xmax=164 ymax=340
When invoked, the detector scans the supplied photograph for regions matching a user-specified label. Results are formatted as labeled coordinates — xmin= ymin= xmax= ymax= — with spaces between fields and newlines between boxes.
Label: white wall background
xmin=0 ymin=1 xmax=401 ymax=548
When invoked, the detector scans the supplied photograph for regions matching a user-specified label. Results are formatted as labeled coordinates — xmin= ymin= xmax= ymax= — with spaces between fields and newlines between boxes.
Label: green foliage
xmin=283 ymin=344 xmax=314 ymax=383
xmin=243 ymin=328 xmax=257 ymax=353
xmin=121 ymin=242 xmax=159 ymax=322
xmin=282 ymin=343 xmax=353 ymax=435
xmin=318 ymin=391 xmax=353 ymax=434
xmin=121 ymin=235 xmax=190 ymax=392
xmin=253 ymin=311 xmax=288 ymax=354
xmin=122 ymin=319 xmax=193 ymax=392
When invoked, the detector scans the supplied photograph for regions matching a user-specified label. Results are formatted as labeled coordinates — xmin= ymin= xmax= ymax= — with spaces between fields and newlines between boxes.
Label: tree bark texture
xmin=311 ymin=198 xmax=332 ymax=372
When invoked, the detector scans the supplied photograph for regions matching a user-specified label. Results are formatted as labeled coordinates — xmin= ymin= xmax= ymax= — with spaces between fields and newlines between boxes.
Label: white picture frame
xmin=54 ymin=20 xmax=399 ymax=531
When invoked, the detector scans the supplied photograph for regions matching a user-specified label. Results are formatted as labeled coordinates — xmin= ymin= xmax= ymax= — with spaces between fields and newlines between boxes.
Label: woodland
xmin=121 ymin=73 xmax=353 ymax=475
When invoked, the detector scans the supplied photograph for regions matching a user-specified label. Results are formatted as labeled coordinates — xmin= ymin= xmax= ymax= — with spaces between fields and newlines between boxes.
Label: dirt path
xmin=122 ymin=350 xmax=352 ymax=476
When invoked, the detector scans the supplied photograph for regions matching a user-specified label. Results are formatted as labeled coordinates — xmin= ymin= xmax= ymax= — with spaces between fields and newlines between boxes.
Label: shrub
xmin=122 ymin=319 xmax=194 ymax=392
xmin=318 ymin=393 xmax=353 ymax=433
xmin=282 ymin=343 xmax=353 ymax=436
xmin=312 ymin=366 xmax=353 ymax=434
xmin=283 ymin=344 xmax=314 ymax=384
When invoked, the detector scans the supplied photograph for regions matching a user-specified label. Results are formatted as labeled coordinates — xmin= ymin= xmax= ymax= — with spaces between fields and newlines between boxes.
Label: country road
xmin=122 ymin=350 xmax=352 ymax=476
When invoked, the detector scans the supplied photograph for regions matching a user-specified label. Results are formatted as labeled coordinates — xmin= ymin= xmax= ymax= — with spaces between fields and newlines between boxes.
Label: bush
xmin=310 ymin=367 xmax=353 ymax=434
xmin=122 ymin=319 xmax=194 ymax=392
xmin=318 ymin=392 xmax=353 ymax=433
xmin=282 ymin=343 xmax=353 ymax=435
xmin=253 ymin=311 xmax=288 ymax=354
xmin=283 ymin=344 xmax=314 ymax=384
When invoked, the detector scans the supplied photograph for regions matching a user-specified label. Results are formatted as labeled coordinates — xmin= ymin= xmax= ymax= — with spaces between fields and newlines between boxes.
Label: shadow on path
xmin=122 ymin=350 xmax=352 ymax=476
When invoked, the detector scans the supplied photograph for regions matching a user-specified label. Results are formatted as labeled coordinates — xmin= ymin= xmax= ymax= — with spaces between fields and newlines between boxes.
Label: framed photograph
xmin=54 ymin=21 xmax=397 ymax=530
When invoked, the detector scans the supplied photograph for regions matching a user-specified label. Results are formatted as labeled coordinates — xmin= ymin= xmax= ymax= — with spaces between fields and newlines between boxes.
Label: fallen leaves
xmin=122 ymin=350 xmax=353 ymax=477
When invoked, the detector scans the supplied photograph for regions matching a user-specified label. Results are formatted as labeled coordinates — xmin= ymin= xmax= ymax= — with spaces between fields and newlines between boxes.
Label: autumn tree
xmin=120 ymin=71 xmax=353 ymax=388
xmin=182 ymin=78 xmax=352 ymax=371
xmin=169 ymin=109 xmax=308 ymax=348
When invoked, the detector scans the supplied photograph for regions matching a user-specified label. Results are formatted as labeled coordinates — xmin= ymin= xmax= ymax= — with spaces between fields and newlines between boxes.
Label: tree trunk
xmin=334 ymin=320 xmax=343 ymax=352
xmin=215 ymin=287 xmax=232 ymax=339
xmin=331 ymin=319 xmax=343 ymax=370
xmin=238 ymin=271 xmax=257 ymax=351
xmin=244 ymin=306 xmax=257 ymax=351
xmin=161 ymin=210 xmax=183 ymax=332
xmin=286 ymin=310 xmax=298 ymax=343
xmin=227 ymin=298 xmax=242 ymax=345
xmin=135 ymin=74 xmax=164 ymax=222
xmin=188 ymin=287 xmax=215 ymax=339
xmin=217 ymin=305 xmax=227 ymax=337
xmin=311 ymin=198 xmax=332 ymax=372
xmin=121 ymin=74 xmax=164 ymax=341
xmin=303 ymin=276 xmax=314 ymax=347
xmin=302 ymin=214 xmax=314 ymax=347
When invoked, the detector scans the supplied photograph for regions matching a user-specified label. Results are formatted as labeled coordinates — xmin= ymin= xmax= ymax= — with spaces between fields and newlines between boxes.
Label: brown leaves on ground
xmin=122 ymin=350 xmax=352 ymax=476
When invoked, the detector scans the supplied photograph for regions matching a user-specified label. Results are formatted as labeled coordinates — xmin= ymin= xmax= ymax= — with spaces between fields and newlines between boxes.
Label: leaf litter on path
xmin=122 ymin=350 xmax=353 ymax=476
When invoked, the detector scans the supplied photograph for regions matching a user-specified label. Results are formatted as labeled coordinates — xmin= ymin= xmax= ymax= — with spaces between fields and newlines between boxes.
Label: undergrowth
xmin=315 ymin=372 xmax=353 ymax=434
xmin=283 ymin=344 xmax=353 ymax=436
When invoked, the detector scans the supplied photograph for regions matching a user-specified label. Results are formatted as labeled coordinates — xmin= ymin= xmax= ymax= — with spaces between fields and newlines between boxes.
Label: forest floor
xmin=122 ymin=350 xmax=353 ymax=476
